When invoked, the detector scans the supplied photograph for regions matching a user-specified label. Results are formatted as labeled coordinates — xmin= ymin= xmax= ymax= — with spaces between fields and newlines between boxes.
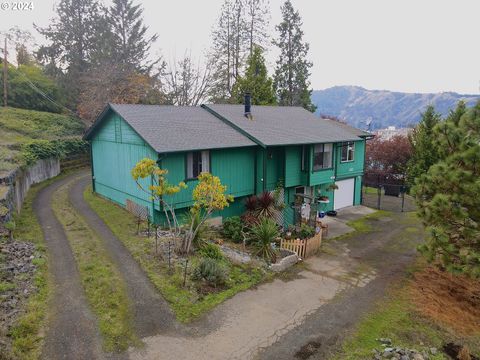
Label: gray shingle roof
xmin=91 ymin=104 xmax=257 ymax=153
xmin=204 ymin=104 xmax=370 ymax=146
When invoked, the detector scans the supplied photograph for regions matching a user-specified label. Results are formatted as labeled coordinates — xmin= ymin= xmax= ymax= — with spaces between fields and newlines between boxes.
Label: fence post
xmin=401 ymin=186 xmax=406 ymax=212
xmin=377 ymin=185 xmax=381 ymax=210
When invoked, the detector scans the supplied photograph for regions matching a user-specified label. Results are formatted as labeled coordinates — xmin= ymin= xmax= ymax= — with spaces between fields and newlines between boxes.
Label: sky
xmin=1 ymin=0 xmax=479 ymax=94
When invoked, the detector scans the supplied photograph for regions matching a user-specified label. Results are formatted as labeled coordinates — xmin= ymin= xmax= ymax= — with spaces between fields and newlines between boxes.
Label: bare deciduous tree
xmin=164 ymin=53 xmax=212 ymax=106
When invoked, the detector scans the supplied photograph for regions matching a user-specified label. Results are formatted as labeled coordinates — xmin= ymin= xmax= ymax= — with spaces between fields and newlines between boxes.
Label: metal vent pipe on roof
xmin=244 ymin=93 xmax=251 ymax=118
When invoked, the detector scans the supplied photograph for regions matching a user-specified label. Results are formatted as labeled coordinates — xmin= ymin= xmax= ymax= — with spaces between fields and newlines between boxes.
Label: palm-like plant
xmin=250 ymin=218 xmax=279 ymax=263
xmin=255 ymin=192 xmax=278 ymax=219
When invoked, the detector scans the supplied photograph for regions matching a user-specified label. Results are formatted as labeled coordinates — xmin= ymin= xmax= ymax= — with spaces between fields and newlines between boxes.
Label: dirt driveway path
xmin=257 ymin=213 xmax=422 ymax=360
xmin=35 ymin=173 xmax=104 ymax=360
xmin=69 ymin=175 xmax=177 ymax=338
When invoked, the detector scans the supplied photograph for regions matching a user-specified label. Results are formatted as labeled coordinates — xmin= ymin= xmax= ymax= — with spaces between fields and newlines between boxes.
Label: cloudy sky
xmin=2 ymin=0 xmax=479 ymax=94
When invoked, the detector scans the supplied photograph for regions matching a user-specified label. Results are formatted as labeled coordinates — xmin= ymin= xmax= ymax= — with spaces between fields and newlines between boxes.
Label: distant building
xmin=374 ymin=126 xmax=412 ymax=140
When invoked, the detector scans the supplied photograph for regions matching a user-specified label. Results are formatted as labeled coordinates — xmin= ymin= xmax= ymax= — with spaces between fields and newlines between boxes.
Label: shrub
xmin=241 ymin=212 xmax=260 ymax=227
xmin=192 ymin=258 xmax=229 ymax=287
xmin=222 ymin=216 xmax=243 ymax=243
xmin=255 ymin=192 xmax=277 ymax=218
xmin=244 ymin=196 xmax=258 ymax=212
xmin=299 ymin=223 xmax=315 ymax=239
xmin=198 ymin=243 xmax=224 ymax=260
xmin=250 ymin=218 xmax=279 ymax=263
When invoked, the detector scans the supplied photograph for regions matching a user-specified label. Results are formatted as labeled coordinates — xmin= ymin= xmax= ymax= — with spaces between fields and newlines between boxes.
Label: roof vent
xmin=244 ymin=93 xmax=252 ymax=119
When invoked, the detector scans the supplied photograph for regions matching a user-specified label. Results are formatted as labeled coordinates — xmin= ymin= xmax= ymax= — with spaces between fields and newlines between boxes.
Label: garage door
xmin=334 ymin=178 xmax=355 ymax=210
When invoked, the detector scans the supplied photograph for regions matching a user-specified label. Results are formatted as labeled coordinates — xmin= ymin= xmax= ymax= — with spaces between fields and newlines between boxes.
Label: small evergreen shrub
xmin=198 ymin=243 xmax=224 ymax=260
xmin=192 ymin=258 xmax=229 ymax=287
xmin=222 ymin=216 xmax=243 ymax=243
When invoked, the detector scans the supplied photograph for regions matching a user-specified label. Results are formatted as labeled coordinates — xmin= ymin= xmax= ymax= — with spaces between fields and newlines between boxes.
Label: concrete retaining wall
xmin=0 ymin=158 xmax=60 ymax=224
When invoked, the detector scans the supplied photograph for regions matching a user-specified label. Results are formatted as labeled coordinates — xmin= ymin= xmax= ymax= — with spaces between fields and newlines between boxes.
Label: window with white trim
xmin=313 ymin=143 xmax=333 ymax=170
xmin=187 ymin=150 xmax=210 ymax=179
xmin=341 ymin=142 xmax=355 ymax=162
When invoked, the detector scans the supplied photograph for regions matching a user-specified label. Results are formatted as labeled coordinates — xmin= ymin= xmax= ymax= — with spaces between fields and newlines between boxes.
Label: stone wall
xmin=0 ymin=158 xmax=60 ymax=224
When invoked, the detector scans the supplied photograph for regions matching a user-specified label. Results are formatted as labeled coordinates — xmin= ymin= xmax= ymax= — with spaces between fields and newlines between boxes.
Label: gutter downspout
xmin=89 ymin=142 xmax=96 ymax=193
xmin=263 ymin=148 xmax=267 ymax=192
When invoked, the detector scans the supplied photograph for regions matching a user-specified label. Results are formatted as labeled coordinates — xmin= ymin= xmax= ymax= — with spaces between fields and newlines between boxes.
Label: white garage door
xmin=334 ymin=178 xmax=355 ymax=210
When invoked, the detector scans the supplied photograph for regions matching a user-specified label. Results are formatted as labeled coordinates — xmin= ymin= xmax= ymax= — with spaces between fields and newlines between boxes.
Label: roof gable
xmin=84 ymin=104 xmax=256 ymax=153
xmin=204 ymin=104 xmax=369 ymax=146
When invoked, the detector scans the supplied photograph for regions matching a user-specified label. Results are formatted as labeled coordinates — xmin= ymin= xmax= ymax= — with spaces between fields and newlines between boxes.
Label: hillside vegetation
xmin=0 ymin=107 xmax=86 ymax=175
xmin=311 ymin=86 xmax=479 ymax=129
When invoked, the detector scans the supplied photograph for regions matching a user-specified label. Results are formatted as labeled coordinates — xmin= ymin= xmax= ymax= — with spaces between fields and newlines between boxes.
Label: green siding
xmin=354 ymin=175 xmax=362 ymax=205
xmin=284 ymin=146 xmax=307 ymax=187
xmin=163 ymin=147 xmax=256 ymax=209
xmin=336 ymin=140 xmax=365 ymax=179
xmin=91 ymin=111 xmax=157 ymax=219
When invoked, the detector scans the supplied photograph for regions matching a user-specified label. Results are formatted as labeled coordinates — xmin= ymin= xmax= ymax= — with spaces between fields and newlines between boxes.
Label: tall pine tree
xmin=105 ymin=0 xmax=158 ymax=72
xmin=415 ymin=101 xmax=480 ymax=278
xmin=273 ymin=0 xmax=316 ymax=112
xmin=231 ymin=46 xmax=275 ymax=105
xmin=36 ymin=0 xmax=105 ymax=108
xmin=406 ymin=105 xmax=441 ymax=185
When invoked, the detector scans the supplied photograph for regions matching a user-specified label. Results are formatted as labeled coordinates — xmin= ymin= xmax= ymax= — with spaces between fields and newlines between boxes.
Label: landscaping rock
xmin=372 ymin=339 xmax=430 ymax=360
xmin=270 ymin=250 xmax=298 ymax=272
xmin=220 ymin=244 xmax=252 ymax=264
xmin=0 ymin=240 xmax=40 ymax=356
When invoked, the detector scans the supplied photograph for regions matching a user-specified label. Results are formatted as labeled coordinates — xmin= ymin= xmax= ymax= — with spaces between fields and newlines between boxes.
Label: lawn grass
xmin=51 ymin=181 xmax=137 ymax=352
xmin=327 ymin=210 xmax=391 ymax=242
xmin=332 ymin=286 xmax=449 ymax=360
xmin=84 ymin=186 xmax=268 ymax=323
xmin=8 ymin=173 xmax=72 ymax=360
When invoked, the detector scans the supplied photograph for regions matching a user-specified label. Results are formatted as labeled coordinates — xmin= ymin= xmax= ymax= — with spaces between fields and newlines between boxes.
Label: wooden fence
xmin=280 ymin=231 xmax=322 ymax=259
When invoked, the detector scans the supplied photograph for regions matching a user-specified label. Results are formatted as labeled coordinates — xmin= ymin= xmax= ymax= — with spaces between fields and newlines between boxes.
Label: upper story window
xmin=341 ymin=141 xmax=355 ymax=162
xmin=313 ymin=143 xmax=333 ymax=171
xmin=186 ymin=150 xmax=210 ymax=179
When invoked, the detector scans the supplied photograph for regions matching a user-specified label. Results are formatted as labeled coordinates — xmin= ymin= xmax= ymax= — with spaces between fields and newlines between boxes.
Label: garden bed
xmin=84 ymin=187 xmax=270 ymax=323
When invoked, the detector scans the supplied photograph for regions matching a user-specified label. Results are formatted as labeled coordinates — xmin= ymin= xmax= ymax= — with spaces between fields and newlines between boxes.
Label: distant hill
xmin=311 ymin=86 xmax=479 ymax=130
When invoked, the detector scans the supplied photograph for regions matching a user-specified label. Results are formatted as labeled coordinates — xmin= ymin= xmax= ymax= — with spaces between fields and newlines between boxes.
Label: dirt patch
xmin=410 ymin=267 xmax=480 ymax=335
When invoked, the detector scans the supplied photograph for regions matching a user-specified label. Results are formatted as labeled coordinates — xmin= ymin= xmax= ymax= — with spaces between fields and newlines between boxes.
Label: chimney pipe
xmin=244 ymin=93 xmax=251 ymax=118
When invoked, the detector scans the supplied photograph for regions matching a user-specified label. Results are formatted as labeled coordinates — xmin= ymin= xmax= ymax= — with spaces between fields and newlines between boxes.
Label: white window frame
xmin=186 ymin=150 xmax=210 ymax=179
xmin=341 ymin=142 xmax=355 ymax=163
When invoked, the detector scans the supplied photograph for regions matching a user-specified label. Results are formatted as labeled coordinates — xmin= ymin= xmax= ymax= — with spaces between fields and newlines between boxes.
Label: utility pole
xmin=3 ymin=37 xmax=7 ymax=107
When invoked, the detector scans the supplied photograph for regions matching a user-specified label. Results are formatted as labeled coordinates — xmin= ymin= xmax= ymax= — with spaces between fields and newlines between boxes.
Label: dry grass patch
xmin=410 ymin=266 xmax=480 ymax=336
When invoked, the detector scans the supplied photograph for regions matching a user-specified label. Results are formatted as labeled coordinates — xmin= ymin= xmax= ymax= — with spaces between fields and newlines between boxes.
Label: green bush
xmin=299 ymin=223 xmax=315 ymax=239
xmin=250 ymin=218 xmax=279 ymax=263
xmin=192 ymin=258 xmax=229 ymax=287
xmin=20 ymin=138 xmax=89 ymax=165
xmin=198 ymin=243 xmax=224 ymax=260
xmin=222 ymin=216 xmax=243 ymax=243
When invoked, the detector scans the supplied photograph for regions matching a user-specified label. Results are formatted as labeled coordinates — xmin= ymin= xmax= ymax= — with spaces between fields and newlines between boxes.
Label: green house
xmin=84 ymin=102 xmax=370 ymax=227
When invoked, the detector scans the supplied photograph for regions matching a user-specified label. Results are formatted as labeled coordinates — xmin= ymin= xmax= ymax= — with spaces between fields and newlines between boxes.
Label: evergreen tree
xmin=231 ymin=46 xmax=275 ymax=105
xmin=273 ymin=0 xmax=316 ymax=112
xmin=35 ymin=0 xmax=105 ymax=107
xmin=105 ymin=0 xmax=158 ymax=72
xmin=406 ymin=105 xmax=441 ymax=185
xmin=415 ymin=101 xmax=480 ymax=278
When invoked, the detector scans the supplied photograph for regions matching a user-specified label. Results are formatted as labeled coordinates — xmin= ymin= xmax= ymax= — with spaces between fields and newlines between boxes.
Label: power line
xmin=8 ymin=64 xmax=83 ymax=120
